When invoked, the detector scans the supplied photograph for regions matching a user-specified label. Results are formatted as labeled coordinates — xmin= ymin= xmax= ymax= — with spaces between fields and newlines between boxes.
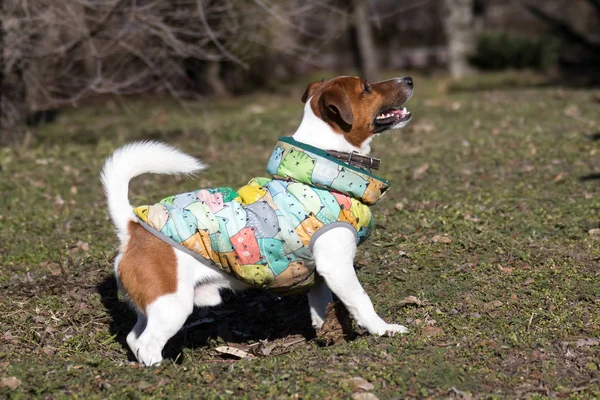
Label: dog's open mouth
xmin=374 ymin=107 xmax=411 ymax=127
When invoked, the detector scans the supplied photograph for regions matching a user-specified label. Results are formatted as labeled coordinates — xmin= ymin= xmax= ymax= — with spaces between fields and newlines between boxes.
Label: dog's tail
xmin=101 ymin=141 xmax=205 ymax=242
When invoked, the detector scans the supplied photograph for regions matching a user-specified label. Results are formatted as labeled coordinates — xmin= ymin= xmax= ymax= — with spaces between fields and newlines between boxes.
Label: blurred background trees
xmin=1 ymin=0 xmax=599 ymax=144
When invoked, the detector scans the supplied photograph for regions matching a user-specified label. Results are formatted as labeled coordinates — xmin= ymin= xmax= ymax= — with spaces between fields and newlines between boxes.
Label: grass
xmin=1 ymin=72 xmax=599 ymax=398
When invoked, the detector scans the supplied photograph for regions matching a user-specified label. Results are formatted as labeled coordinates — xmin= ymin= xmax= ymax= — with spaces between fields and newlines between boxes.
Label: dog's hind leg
xmin=312 ymin=227 xmax=408 ymax=336
xmin=133 ymin=289 xmax=194 ymax=366
xmin=307 ymin=280 xmax=332 ymax=329
xmin=126 ymin=311 xmax=147 ymax=355
xmin=114 ymin=252 xmax=148 ymax=357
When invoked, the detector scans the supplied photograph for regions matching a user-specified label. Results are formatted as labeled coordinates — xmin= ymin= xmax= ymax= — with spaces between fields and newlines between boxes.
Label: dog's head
xmin=294 ymin=76 xmax=413 ymax=154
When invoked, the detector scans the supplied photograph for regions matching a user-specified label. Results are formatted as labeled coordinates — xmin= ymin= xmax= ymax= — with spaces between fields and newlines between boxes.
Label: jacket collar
xmin=266 ymin=137 xmax=390 ymax=206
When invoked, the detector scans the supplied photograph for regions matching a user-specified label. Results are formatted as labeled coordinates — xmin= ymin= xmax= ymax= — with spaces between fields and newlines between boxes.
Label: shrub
xmin=469 ymin=32 xmax=560 ymax=70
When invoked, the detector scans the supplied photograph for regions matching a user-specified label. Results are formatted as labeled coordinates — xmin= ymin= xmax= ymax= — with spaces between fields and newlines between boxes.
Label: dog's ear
xmin=301 ymin=79 xmax=325 ymax=103
xmin=320 ymin=82 xmax=354 ymax=127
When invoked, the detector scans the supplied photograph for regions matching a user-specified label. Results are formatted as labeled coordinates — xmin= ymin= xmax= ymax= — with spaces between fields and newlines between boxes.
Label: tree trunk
xmin=0 ymin=6 xmax=27 ymax=146
xmin=350 ymin=0 xmax=380 ymax=81
xmin=205 ymin=61 xmax=229 ymax=97
xmin=442 ymin=0 xmax=475 ymax=78
xmin=0 ymin=69 xmax=27 ymax=146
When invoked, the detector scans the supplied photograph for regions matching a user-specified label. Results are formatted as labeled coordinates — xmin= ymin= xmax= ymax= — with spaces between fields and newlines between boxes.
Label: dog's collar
xmin=326 ymin=150 xmax=380 ymax=171
xmin=266 ymin=137 xmax=390 ymax=206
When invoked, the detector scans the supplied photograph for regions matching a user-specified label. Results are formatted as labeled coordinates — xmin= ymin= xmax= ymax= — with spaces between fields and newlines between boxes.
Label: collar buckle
xmin=327 ymin=150 xmax=380 ymax=171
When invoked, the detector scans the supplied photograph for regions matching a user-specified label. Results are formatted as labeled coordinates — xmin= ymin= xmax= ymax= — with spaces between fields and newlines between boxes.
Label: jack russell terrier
xmin=101 ymin=76 xmax=414 ymax=366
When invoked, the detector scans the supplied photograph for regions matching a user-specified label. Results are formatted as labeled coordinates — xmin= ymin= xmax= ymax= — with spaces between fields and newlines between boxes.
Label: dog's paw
xmin=374 ymin=323 xmax=409 ymax=337
xmin=310 ymin=312 xmax=325 ymax=330
xmin=135 ymin=347 xmax=164 ymax=367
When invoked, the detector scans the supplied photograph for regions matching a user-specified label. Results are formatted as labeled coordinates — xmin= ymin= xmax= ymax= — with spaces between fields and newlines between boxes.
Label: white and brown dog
xmin=102 ymin=76 xmax=414 ymax=366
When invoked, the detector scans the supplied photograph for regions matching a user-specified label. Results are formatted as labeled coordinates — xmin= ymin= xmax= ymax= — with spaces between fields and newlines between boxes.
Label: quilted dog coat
xmin=133 ymin=137 xmax=390 ymax=292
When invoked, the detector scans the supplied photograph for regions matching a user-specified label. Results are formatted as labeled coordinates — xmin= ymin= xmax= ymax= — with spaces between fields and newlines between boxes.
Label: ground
xmin=0 ymin=72 xmax=599 ymax=399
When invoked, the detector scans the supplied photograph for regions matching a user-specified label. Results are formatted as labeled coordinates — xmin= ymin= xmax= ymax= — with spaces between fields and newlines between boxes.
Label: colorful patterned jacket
xmin=134 ymin=137 xmax=390 ymax=292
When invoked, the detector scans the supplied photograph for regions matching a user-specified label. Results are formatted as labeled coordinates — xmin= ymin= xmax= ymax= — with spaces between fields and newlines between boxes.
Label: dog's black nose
xmin=403 ymin=77 xmax=413 ymax=88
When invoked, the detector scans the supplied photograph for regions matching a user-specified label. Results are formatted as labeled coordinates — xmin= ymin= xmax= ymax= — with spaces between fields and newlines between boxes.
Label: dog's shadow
xmin=96 ymin=274 xmax=315 ymax=363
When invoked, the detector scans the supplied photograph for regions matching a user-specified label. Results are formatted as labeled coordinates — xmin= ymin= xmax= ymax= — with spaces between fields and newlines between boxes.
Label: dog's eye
xmin=363 ymin=82 xmax=372 ymax=93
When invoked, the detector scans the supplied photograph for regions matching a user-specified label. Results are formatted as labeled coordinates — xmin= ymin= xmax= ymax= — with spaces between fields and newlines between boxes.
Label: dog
xmin=101 ymin=76 xmax=414 ymax=366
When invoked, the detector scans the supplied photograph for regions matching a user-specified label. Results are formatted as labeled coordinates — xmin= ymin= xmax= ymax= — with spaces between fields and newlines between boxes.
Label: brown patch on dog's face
xmin=118 ymin=222 xmax=178 ymax=311
xmin=301 ymin=76 xmax=413 ymax=148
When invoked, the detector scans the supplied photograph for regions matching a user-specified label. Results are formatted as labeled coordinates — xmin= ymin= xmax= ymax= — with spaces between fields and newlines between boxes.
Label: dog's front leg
xmin=312 ymin=227 xmax=408 ymax=336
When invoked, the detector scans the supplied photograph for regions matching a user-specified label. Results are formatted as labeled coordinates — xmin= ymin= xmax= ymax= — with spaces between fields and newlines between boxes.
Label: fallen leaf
xmin=246 ymin=104 xmax=265 ymax=114
xmin=563 ymin=104 xmax=580 ymax=117
xmin=530 ymin=349 xmax=546 ymax=361
xmin=576 ymin=338 xmax=600 ymax=347
xmin=399 ymin=295 xmax=424 ymax=306
xmin=281 ymin=335 xmax=306 ymax=348
xmin=498 ymin=265 xmax=513 ymax=274
xmin=157 ymin=378 xmax=169 ymax=387
xmin=432 ymin=235 xmax=452 ymax=244
xmin=553 ymin=172 xmax=566 ymax=183
xmin=136 ymin=381 xmax=153 ymax=390
xmin=529 ymin=143 xmax=537 ymax=155
xmin=422 ymin=326 xmax=444 ymax=337
xmin=479 ymin=339 xmax=498 ymax=349
xmin=346 ymin=377 xmax=374 ymax=392
xmin=55 ymin=195 xmax=65 ymax=206
xmin=521 ymin=165 xmax=534 ymax=172
xmin=412 ymin=163 xmax=429 ymax=180
xmin=410 ymin=119 xmax=435 ymax=133
xmin=464 ymin=213 xmax=480 ymax=222
xmin=522 ymin=278 xmax=535 ymax=286
xmin=0 ymin=377 xmax=21 ymax=390
xmin=352 ymin=393 xmax=379 ymax=400
xmin=484 ymin=300 xmax=503 ymax=310
xmin=588 ymin=228 xmax=600 ymax=236
xmin=254 ymin=341 xmax=278 ymax=356
xmin=456 ymin=262 xmax=474 ymax=271
xmin=394 ymin=202 xmax=404 ymax=211
xmin=324 ymin=369 xmax=344 ymax=375
xmin=316 ymin=302 xmax=353 ymax=346
xmin=224 ymin=342 xmax=258 ymax=353
xmin=77 ymin=241 xmax=90 ymax=251
xmin=215 ymin=346 xmax=255 ymax=359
